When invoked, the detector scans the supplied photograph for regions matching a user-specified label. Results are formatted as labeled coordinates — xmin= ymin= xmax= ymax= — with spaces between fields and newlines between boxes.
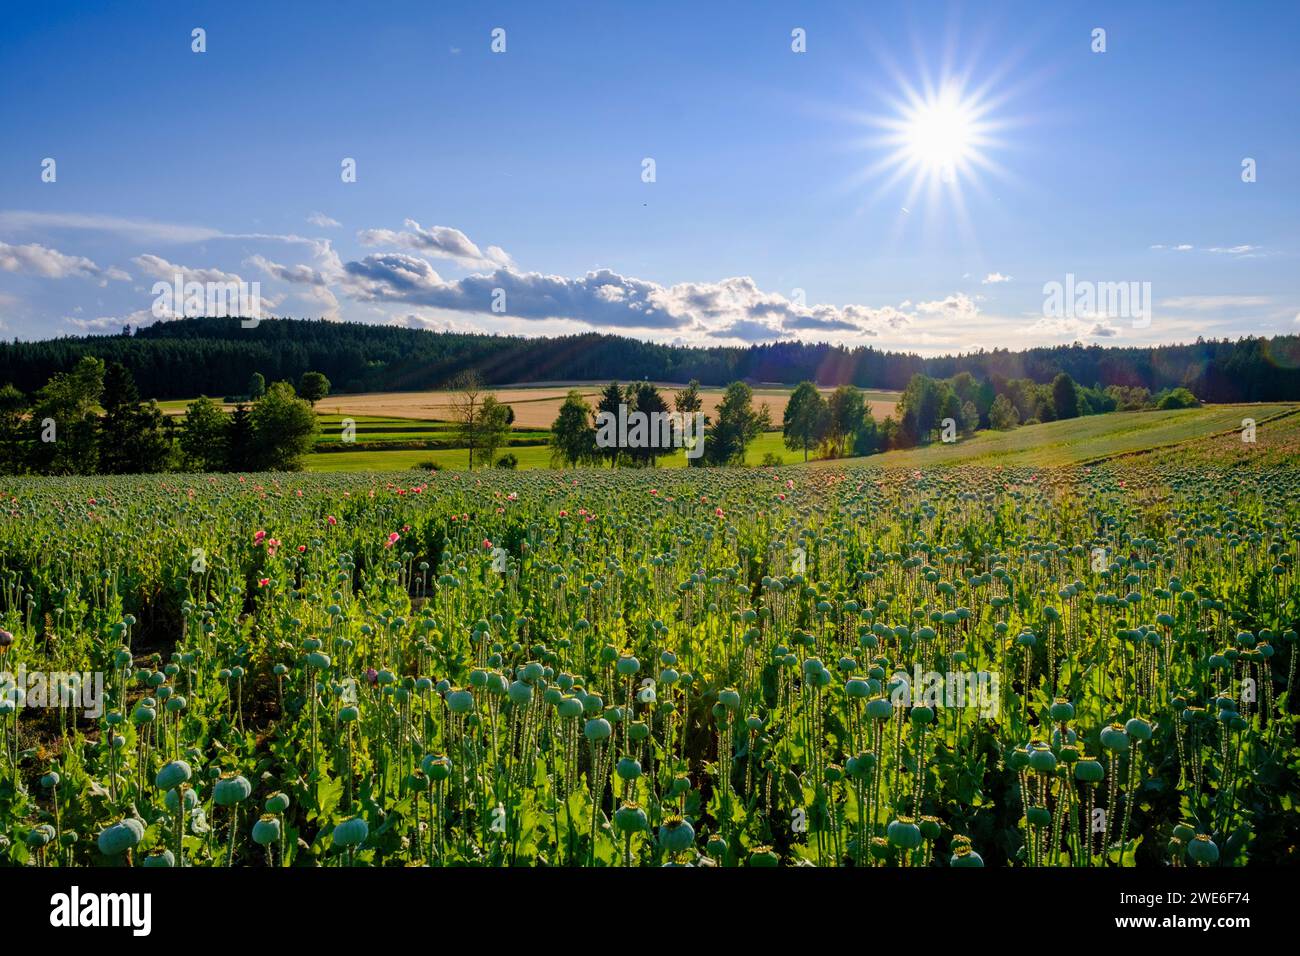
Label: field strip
xmin=1077 ymin=404 xmax=1300 ymax=466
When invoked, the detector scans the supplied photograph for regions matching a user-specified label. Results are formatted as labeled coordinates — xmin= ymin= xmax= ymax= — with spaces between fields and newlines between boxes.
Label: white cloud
xmin=1026 ymin=315 xmax=1121 ymax=338
xmin=307 ymin=212 xmax=341 ymax=228
xmin=981 ymin=272 xmax=1012 ymax=284
xmin=357 ymin=220 xmax=514 ymax=270
xmin=914 ymin=293 xmax=980 ymax=323
xmin=1160 ymin=295 xmax=1271 ymax=311
xmin=0 ymin=241 xmax=129 ymax=284
xmin=340 ymin=253 xmax=921 ymax=339
xmin=132 ymin=254 xmax=244 ymax=285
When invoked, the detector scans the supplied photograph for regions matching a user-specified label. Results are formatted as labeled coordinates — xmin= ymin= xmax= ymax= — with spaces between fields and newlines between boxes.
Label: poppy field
xmin=0 ymin=462 xmax=1296 ymax=867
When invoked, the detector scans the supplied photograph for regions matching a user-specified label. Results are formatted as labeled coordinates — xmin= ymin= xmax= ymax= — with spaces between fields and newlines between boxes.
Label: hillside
xmin=819 ymin=403 xmax=1300 ymax=469
xmin=1 ymin=316 xmax=1297 ymax=403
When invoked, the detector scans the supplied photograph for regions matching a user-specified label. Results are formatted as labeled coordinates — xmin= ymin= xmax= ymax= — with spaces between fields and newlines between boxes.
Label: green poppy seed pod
xmin=584 ymin=717 xmax=612 ymax=741
xmin=628 ymin=720 xmax=650 ymax=741
xmin=332 ymin=817 xmax=369 ymax=848
xmin=522 ymin=661 xmax=545 ymax=683
xmin=745 ymin=715 xmax=764 ymax=733
xmin=339 ymin=705 xmax=360 ymax=723
xmin=718 ymin=688 xmax=741 ymax=710
xmin=658 ymin=816 xmax=695 ymax=854
xmin=41 ymin=771 xmax=60 ymax=789
xmin=164 ymin=784 xmax=198 ymax=812
xmin=1026 ymin=805 xmax=1052 ymax=827
xmin=613 ymin=802 xmax=648 ymax=834
xmin=213 ymin=773 xmax=252 ymax=806
xmin=142 ymin=849 xmax=175 ymax=868
xmin=1172 ymin=823 xmax=1195 ymax=842
xmin=1049 ymin=699 xmax=1075 ymax=722
xmin=1006 ymin=746 xmax=1030 ymax=772
xmin=251 ymin=814 xmax=282 ymax=846
xmin=131 ymin=703 xmax=156 ymax=725
xmin=1125 ymin=717 xmax=1153 ymax=742
xmin=668 ymin=774 xmax=691 ymax=797
xmin=445 ymin=689 xmax=474 ymax=714
xmin=265 ymin=792 xmax=290 ymax=814
xmin=919 ymin=817 xmax=942 ymax=840
xmin=845 ymin=677 xmax=872 ymax=699
xmin=866 ymin=696 xmax=894 ymax=721
xmin=1187 ymin=834 xmax=1219 ymax=864
xmin=155 ymin=760 xmax=192 ymax=791
xmin=306 ymin=652 xmax=331 ymax=669
xmin=749 ymin=846 xmax=780 ymax=867
xmin=910 ymin=705 xmax=934 ymax=726
xmin=1100 ymin=723 xmax=1130 ymax=752
xmin=950 ymin=845 xmax=984 ymax=867
xmin=507 ymin=680 xmax=533 ymax=706
xmin=659 ymin=667 xmax=680 ymax=685
xmin=302 ymin=637 xmax=322 ymax=652
xmin=1027 ymin=745 xmax=1057 ymax=774
xmin=556 ymin=696 xmax=584 ymax=719
xmin=421 ymin=754 xmax=452 ymax=781
xmin=615 ymin=655 xmax=640 ymax=677
xmin=26 ymin=824 xmax=55 ymax=848
xmin=887 ymin=818 xmax=923 ymax=850
xmin=1074 ymin=759 xmax=1104 ymax=784
xmin=97 ymin=818 xmax=144 ymax=856
xmin=582 ymin=693 xmax=604 ymax=715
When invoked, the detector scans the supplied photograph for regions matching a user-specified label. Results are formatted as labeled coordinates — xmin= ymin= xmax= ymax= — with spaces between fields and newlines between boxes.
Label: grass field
xmin=305 ymin=429 xmax=804 ymax=472
xmin=855 ymin=404 xmax=1298 ymax=468
xmin=304 ymin=404 xmax=1300 ymax=473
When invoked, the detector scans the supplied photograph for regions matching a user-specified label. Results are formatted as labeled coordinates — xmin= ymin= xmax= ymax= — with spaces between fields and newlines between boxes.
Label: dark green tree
xmin=248 ymin=382 xmax=318 ymax=471
xmin=298 ymin=370 xmax=330 ymax=406
xmin=596 ymin=381 xmax=625 ymax=467
xmin=703 ymin=381 xmax=770 ymax=466
xmin=783 ymin=381 xmax=828 ymax=462
xmin=27 ymin=356 xmax=104 ymax=474
xmin=0 ymin=383 xmax=30 ymax=474
xmin=225 ymin=403 xmax=253 ymax=470
xmin=181 ymin=396 xmax=229 ymax=471
xmin=1052 ymin=372 xmax=1080 ymax=419
xmin=550 ymin=389 xmax=596 ymax=467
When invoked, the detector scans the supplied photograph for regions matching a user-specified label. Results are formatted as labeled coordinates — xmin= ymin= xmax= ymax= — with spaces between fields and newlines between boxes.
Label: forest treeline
xmin=0 ymin=357 xmax=322 ymax=475
xmin=0 ymin=316 xmax=1295 ymax=401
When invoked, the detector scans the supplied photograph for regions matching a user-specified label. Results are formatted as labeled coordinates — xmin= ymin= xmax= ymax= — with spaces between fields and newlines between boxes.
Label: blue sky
xmin=1 ymin=0 xmax=1296 ymax=354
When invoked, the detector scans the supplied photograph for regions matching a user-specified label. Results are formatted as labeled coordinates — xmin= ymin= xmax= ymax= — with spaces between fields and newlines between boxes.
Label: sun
xmin=854 ymin=75 xmax=1004 ymax=210
xmin=902 ymin=90 xmax=977 ymax=179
